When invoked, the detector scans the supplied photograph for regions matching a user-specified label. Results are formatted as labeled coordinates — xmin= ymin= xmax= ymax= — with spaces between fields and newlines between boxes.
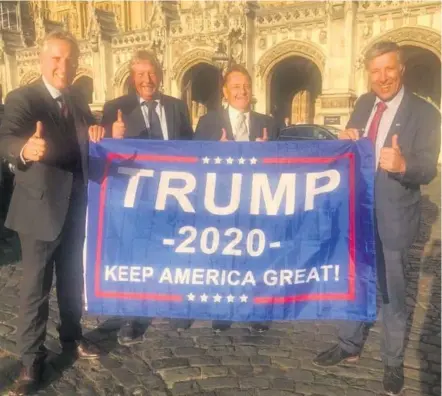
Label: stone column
xmin=316 ymin=1 xmax=358 ymax=129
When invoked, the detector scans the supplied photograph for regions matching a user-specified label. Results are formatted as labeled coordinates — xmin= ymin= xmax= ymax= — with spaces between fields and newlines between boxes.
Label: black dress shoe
xmin=212 ymin=320 xmax=232 ymax=332
xmin=9 ymin=364 xmax=43 ymax=396
xmin=250 ymin=322 xmax=269 ymax=332
xmin=62 ymin=339 xmax=100 ymax=360
xmin=383 ymin=365 xmax=404 ymax=395
xmin=117 ymin=321 xmax=144 ymax=346
xmin=313 ymin=344 xmax=360 ymax=367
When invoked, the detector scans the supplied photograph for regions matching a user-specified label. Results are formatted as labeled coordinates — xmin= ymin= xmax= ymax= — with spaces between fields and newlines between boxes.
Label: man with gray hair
xmin=313 ymin=41 xmax=441 ymax=395
xmin=89 ymin=49 xmax=193 ymax=345
xmin=0 ymin=30 xmax=101 ymax=395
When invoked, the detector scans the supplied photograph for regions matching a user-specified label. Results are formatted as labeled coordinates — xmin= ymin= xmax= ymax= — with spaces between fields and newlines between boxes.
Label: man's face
xmin=40 ymin=39 xmax=78 ymax=90
xmin=132 ymin=61 xmax=160 ymax=100
xmin=223 ymin=71 xmax=252 ymax=112
xmin=367 ymin=51 xmax=404 ymax=101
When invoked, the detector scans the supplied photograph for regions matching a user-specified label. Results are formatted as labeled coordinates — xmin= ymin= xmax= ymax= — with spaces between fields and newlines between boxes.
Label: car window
xmin=313 ymin=127 xmax=330 ymax=140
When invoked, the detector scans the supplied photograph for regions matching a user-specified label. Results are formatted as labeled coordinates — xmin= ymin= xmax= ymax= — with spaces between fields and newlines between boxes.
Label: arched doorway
xmin=269 ymin=56 xmax=322 ymax=126
xmin=402 ymin=45 xmax=441 ymax=108
xmin=72 ymin=76 xmax=93 ymax=104
xmin=181 ymin=63 xmax=220 ymax=128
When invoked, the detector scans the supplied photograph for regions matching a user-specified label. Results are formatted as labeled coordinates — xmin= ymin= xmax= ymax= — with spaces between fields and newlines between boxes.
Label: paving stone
xmin=257 ymin=348 xmax=291 ymax=357
xmin=173 ymin=347 xmax=207 ymax=357
xmin=200 ymin=365 xmax=229 ymax=378
xmin=151 ymin=358 xmax=189 ymax=371
xmin=346 ymin=389 xmax=377 ymax=396
xmin=157 ymin=367 xmax=201 ymax=384
xmin=197 ymin=377 xmax=239 ymax=390
xmin=258 ymin=391 xmax=302 ymax=396
xmin=271 ymin=357 xmax=301 ymax=369
xmin=188 ymin=356 xmax=221 ymax=367
xmin=171 ymin=380 xmax=201 ymax=395
xmin=239 ymin=377 xmax=270 ymax=389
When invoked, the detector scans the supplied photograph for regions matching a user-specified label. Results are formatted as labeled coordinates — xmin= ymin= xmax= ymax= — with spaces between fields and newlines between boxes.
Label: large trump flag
xmin=84 ymin=139 xmax=377 ymax=322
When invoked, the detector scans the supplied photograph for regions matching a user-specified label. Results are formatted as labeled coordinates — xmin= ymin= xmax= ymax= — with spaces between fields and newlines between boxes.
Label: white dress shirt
xmin=139 ymin=96 xmax=169 ymax=140
xmin=228 ymin=106 xmax=250 ymax=141
xmin=363 ymin=86 xmax=404 ymax=168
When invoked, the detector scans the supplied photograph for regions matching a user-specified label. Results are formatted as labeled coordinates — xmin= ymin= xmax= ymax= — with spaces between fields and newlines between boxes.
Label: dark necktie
xmin=145 ymin=101 xmax=163 ymax=140
xmin=56 ymin=96 xmax=69 ymax=119
xmin=367 ymin=101 xmax=387 ymax=143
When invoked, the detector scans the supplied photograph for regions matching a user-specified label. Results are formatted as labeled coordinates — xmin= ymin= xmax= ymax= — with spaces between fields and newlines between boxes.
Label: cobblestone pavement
xmin=0 ymin=175 xmax=440 ymax=396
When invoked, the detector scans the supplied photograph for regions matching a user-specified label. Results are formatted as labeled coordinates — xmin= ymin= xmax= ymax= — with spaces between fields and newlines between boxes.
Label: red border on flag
xmin=93 ymin=152 xmax=356 ymax=304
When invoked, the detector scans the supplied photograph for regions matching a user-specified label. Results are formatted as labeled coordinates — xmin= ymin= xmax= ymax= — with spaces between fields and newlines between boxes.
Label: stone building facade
xmin=0 ymin=0 xmax=440 ymax=131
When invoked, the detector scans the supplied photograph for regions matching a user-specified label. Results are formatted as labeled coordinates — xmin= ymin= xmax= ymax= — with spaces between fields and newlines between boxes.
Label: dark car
xmin=278 ymin=124 xmax=339 ymax=141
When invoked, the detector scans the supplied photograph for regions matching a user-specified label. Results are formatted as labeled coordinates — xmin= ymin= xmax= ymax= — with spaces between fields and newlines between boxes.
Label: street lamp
xmin=212 ymin=40 xmax=230 ymax=109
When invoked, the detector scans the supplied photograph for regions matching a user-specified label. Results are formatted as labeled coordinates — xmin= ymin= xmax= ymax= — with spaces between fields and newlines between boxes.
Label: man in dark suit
xmin=0 ymin=30 xmax=101 ymax=395
xmin=312 ymin=41 xmax=441 ymax=396
xmin=193 ymin=64 xmax=277 ymax=332
xmin=194 ymin=65 xmax=277 ymax=142
xmin=89 ymin=50 xmax=193 ymax=346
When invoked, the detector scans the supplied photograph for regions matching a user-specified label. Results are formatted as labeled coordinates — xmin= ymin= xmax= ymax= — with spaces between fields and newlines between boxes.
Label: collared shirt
xmin=228 ymin=105 xmax=250 ymax=141
xmin=42 ymin=76 xmax=63 ymax=107
xmin=363 ymin=86 xmax=404 ymax=168
xmin=139 ymin=96 xmax=169 ymax=140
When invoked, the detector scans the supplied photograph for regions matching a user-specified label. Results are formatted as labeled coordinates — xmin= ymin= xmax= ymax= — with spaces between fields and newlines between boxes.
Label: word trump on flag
xmin=85 ymin=139 xmax=377 ymax=322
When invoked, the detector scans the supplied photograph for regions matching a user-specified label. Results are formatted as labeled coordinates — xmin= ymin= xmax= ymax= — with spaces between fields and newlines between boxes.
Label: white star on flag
xmin=227 ymin=295 xmax=235 ymax=303
xmin=187 ymin=293 xmax=195 ymax=302
xmin=213 ymin=294 xmax=222 ymax=303
xmin=214 ymin=157 xmax=222 ymax=164
xmin=226 ymin=157 xmax=234 ymax=164
xmin=200 ymin=294 xmax=209 ymax=302
xmin=202 ymin=157 xmax=210 ymax=164
xmin=238 ymin=157 xmax=246 ymax=164
xmin=250 ymin=157 xmax=258 ymax=165
xmin=239 ymin=294 xmax=248 ymax=303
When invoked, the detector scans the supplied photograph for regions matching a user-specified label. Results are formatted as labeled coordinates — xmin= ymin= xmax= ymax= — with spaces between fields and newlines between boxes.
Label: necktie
xmin=56 ymin=96 xmax=69 ymax=119
xmin=145 ymin=101 xmax=163 ymax=140
xmin=367 ymin=101 xmax=387 ymax=143
xmin=235 ymin=112 xmax=249 ymax=141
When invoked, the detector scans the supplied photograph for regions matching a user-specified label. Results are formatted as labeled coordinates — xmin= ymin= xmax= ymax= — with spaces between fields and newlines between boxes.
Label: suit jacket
xmin=193 ymin=108 xmax=278 ymax=141
xmin=101 ymin=93 xmax=193 ymax=140
xmin=347 ymin=88 xmax=441 ymax=250
xmin=0 ymin=79 xmax=95 ymax=241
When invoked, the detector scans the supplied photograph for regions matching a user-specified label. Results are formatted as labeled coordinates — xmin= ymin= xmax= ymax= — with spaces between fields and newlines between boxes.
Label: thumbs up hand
xmin=379 ymin=134 xmax=406 ymax=173
xmin=256 ymin=127 xmax=269 ymax=142
xmin=22 ymin=121 xmax=47 ymax=162
xmin=220 ymin=128 xmax=229 ymax=142
xmin=112 ymin=109 xmax=126 ymax=139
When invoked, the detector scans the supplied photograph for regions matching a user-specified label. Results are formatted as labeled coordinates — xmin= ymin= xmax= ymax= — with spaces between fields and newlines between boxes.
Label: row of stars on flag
xmin=186 ymin=293 xmax=249 ymax=303
xmin=201 ymin=157 xmax=258 ymax=165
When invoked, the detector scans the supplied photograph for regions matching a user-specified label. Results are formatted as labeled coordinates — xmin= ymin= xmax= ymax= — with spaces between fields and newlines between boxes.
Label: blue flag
xmin=85 ymin=139 xmax=376 ymax=322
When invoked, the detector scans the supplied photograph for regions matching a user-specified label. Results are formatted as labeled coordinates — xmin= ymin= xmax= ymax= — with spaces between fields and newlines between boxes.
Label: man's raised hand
xmin=112 ymin=109 xmax=126 ymax=139
xmin=22 ymin=121 xmax=46 ymax=162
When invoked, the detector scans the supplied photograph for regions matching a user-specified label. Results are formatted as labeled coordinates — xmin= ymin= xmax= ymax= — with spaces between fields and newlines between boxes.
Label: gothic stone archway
xmin=256 ymin=40 xmax=325 ymax=116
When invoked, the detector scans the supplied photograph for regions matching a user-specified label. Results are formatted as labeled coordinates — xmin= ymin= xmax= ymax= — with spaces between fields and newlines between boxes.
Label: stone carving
xmin=321 ymin=95 xmax=356 ymax=109
xmin=319 ymin=29 xmax=327 ymax=44
xmin=171 ymin=48 xmax=216 ymax=84
xmin=256 ymin=40 xmax=326 ymax=78
xmin=361 ymin=26 xmax=441 ymax=58
xmin=363 ymin=23 xmax=372 ymax=38
xmin=20 ymin=70 xmax=40 ymax=86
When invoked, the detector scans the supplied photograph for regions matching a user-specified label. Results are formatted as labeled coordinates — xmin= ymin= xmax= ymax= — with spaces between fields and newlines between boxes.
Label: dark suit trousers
xmin=338 ymin=236 xmax=408 ymax=367
xmin=18 ymin=186 xmax=86 ymax=368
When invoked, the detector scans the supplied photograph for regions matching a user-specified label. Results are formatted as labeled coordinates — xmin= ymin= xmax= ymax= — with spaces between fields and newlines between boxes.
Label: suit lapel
xmin=161 ymin=95 xmax=175 ymax=140
xmin=357 ymin=94 xmax=376 ymax=137
xmin=126 ymin=96 xmax=148 ymax=138
xmin=36 ymin=79 xmax=62 ymax=130
xmin=383 ymin=88 xmax=411 ymax=148
xmin=249 ymin=112 xmax=262 ymax=141
xmin=222 ymin=108 xmax=234 ymax=140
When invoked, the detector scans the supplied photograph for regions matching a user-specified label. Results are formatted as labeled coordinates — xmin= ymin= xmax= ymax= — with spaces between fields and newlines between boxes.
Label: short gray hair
xmin=364 ymin=41 xmax=402 ymax=68
xmin=40 ymin=29 xmax=80 ymax=58
xmin=129 ymin=50 xmax=162 ymax=80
